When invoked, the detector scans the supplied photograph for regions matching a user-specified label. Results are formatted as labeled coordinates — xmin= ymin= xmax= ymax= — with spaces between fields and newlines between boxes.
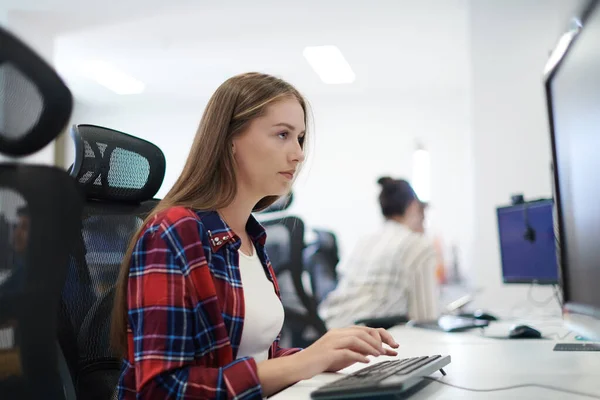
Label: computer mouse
xmin=509 ymin=324 xmax=542 ymax=339
xmin=472 ymin=309 xmax=498 ymax=321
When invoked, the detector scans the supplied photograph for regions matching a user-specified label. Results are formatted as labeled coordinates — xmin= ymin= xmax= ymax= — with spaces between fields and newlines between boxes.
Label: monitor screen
xmin=497 ymin=200 xmax=559 ymax=284
xmin=545 ymin=0 xmax=600 ymax=338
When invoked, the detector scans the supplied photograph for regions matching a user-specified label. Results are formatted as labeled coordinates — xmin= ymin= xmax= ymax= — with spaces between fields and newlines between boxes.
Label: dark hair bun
xmin=377 ymin=177 xmax=418 ymax=218
xmin=377 ymin=176 xmax=394 ymax=186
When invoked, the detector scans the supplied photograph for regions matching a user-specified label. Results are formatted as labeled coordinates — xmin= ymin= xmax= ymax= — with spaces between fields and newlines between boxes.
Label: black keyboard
xmin=554 ymin=343 xmax=600 ymax=351
xmin=310 ymin=355 xmax=451 ymax=399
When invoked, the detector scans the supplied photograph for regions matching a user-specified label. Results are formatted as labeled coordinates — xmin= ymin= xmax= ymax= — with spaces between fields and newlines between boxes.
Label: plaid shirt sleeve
xmin=270 ymin=335 xmax=302 ymax=359
xmin=127 ymin=215 xmax=263 ymax=399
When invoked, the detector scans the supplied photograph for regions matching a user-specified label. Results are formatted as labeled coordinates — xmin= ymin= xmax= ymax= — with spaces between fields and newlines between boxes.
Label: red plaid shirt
xmin=117 ymin=206 xmax=302 ymax=399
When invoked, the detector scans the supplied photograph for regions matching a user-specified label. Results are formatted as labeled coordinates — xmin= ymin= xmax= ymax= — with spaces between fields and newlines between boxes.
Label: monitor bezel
xmin=544 ymin=0 xmax=600 ymax=339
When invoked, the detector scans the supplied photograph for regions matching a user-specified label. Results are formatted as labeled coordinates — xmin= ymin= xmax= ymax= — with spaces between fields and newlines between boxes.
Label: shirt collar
xmin=194 ymin=210 xmax=267 ymax=253
xmin=385 ymin=218 xmax=411 ymax=230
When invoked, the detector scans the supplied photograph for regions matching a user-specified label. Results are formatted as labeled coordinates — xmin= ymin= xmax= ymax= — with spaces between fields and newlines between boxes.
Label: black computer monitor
xmin=497 ymin=199 xmax=559 ymax=285
xmin=545 ymin=0 xmax=600 ymax=340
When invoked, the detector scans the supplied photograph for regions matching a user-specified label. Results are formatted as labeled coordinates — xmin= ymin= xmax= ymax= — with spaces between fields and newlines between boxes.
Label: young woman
xmin=111 ymin=73 xmax=399 ymax=399
xmin=319 ymin=177 xmax=440 ymax=329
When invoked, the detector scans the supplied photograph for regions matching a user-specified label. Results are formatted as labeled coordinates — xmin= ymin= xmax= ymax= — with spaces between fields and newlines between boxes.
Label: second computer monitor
xmin=496 ymin=199 xmax=559 ymax=285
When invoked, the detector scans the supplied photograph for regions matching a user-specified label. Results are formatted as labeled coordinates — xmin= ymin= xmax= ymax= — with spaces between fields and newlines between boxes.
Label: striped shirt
xmin=117 ymin=207 xmax=301 ymax=400
xmin=318 ymin=220 xmax=439 ymax=329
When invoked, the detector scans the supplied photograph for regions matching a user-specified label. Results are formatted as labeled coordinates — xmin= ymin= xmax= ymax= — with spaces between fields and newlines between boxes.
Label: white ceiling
xmin=3 ymin=0 xmax=199 ymax=32
xmin=3 ymin=0 xmax=471 ymax=107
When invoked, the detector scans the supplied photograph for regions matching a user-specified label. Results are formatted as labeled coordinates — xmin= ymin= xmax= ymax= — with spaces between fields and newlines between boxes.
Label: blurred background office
xmin=0 ymin=0 xmax=587 ymax=315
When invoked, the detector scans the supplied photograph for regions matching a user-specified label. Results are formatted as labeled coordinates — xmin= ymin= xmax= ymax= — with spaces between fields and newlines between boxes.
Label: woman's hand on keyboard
xmin=294 ymin=326 xmax=399 ymax=378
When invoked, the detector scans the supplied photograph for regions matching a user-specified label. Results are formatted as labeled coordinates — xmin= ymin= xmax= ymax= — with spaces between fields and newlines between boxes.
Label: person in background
xmin=0 ymin=206 xmax=30 ymax=290
xmin=12 ymin=206 xmax=30 ymax=266
xmin=319 ymin=176 xmax=439 ymax=329
xmin=111 ymin=73 xmax=399 ymax=400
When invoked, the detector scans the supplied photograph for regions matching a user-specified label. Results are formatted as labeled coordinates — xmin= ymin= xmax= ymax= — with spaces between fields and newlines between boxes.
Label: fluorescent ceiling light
xmin=81 ymin=60 xmax=145 ymax=95
xmin=303 ymin=45 xmax=356 ymax=84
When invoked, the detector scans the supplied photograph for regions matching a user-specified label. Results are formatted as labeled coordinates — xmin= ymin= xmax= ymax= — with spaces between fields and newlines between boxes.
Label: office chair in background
xmin=259 ymin=193 xmax=340 ymax=347
xmin=262 ymin=216 xmax=328 ymax=348
xmin=0 ymin=26 xmax=83 ymax=400
xmin=58 ymin=124 xmax=166 ymax=400
xmin=303 ymin=229 xmax=339 ymax=305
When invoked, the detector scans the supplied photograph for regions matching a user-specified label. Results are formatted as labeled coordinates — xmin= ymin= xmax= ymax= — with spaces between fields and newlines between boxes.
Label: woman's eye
xmin=278 ymin=132 xmax=288 ymax=139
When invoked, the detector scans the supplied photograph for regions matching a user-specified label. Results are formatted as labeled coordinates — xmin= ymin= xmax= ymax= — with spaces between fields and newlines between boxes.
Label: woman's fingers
xmin=339 ymin=349 xmax=370 ymax=364
xmin=337 ymin=335 xmax=382 ymax=357
xmin=328 ymin=328 xmax=382 ymax=353
xmin=349 ymin=329 xmax=386 ymax=354
xmin=383 ymin=347 xmax=398 ymax=356
xmin=352 ymin=328 xmax=398 ymax=356
xmin=326 ymin=327 xmax=400 ymax=359
xmin=355 ymin=326 xmax=400 ymax=349
xmin=375 ymin=328 xmax=400 ymax=348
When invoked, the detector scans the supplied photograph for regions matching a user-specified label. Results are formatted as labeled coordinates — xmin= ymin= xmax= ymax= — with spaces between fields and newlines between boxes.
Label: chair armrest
xmin=355 ymin=315 xmax=409 ymax=330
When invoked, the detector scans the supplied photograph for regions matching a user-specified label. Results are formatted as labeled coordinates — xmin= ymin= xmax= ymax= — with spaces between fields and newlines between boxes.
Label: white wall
xmin=467 ymin=0 xmax=586 ymax=313
xmin=290 ymin=89 xmax=474 ymax=271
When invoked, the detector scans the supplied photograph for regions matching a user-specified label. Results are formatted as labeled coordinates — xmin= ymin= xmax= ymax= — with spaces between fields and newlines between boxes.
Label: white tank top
xmin=236 ymin=245 xmax=285 ymax=363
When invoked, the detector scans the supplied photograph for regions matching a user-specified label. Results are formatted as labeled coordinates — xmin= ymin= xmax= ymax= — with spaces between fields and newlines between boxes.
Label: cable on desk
xmin=527 ymin=283 xmax=559 ymax=307
xmin=553 ymin=284 xmax=564 ymax=308
xmin=546 ymin=331 xmax=573 ymax=340
xmin=508 ymin=284 xmax=563 ymax=319
xmin=422 ymin=377 xmax=600 ymax=399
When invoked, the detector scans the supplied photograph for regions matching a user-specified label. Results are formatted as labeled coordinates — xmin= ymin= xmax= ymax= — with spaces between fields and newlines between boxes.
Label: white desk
xmin=272 ymin=324 xmax=600 ymax=399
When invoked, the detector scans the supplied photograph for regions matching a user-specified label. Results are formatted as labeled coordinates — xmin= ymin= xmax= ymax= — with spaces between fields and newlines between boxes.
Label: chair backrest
xmin=0 ymin=26 xmax=82 ymax=400
xmin=262 ymin=216 xmax=327 ymax=348
xmin=303 ymin=229 xmax=340 ymax=304
xmin=58 ymin=124 xmax=165 ymax=400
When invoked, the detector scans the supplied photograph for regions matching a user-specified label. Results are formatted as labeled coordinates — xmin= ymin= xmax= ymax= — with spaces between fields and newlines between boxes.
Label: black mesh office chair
xmin=262 ymin=215 xmax=328 ymax=348
xmin=58 ymin=124 xmax=166 ymax=400
xmin=303 ymin=229 xmax=340 ymax=305
xmin=0 ymin=26 xmax=83 ymax=400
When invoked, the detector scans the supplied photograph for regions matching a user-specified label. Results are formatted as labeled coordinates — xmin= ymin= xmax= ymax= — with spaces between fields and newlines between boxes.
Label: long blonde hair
xmin=110 ymin=72 xmax=308 ymax=356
